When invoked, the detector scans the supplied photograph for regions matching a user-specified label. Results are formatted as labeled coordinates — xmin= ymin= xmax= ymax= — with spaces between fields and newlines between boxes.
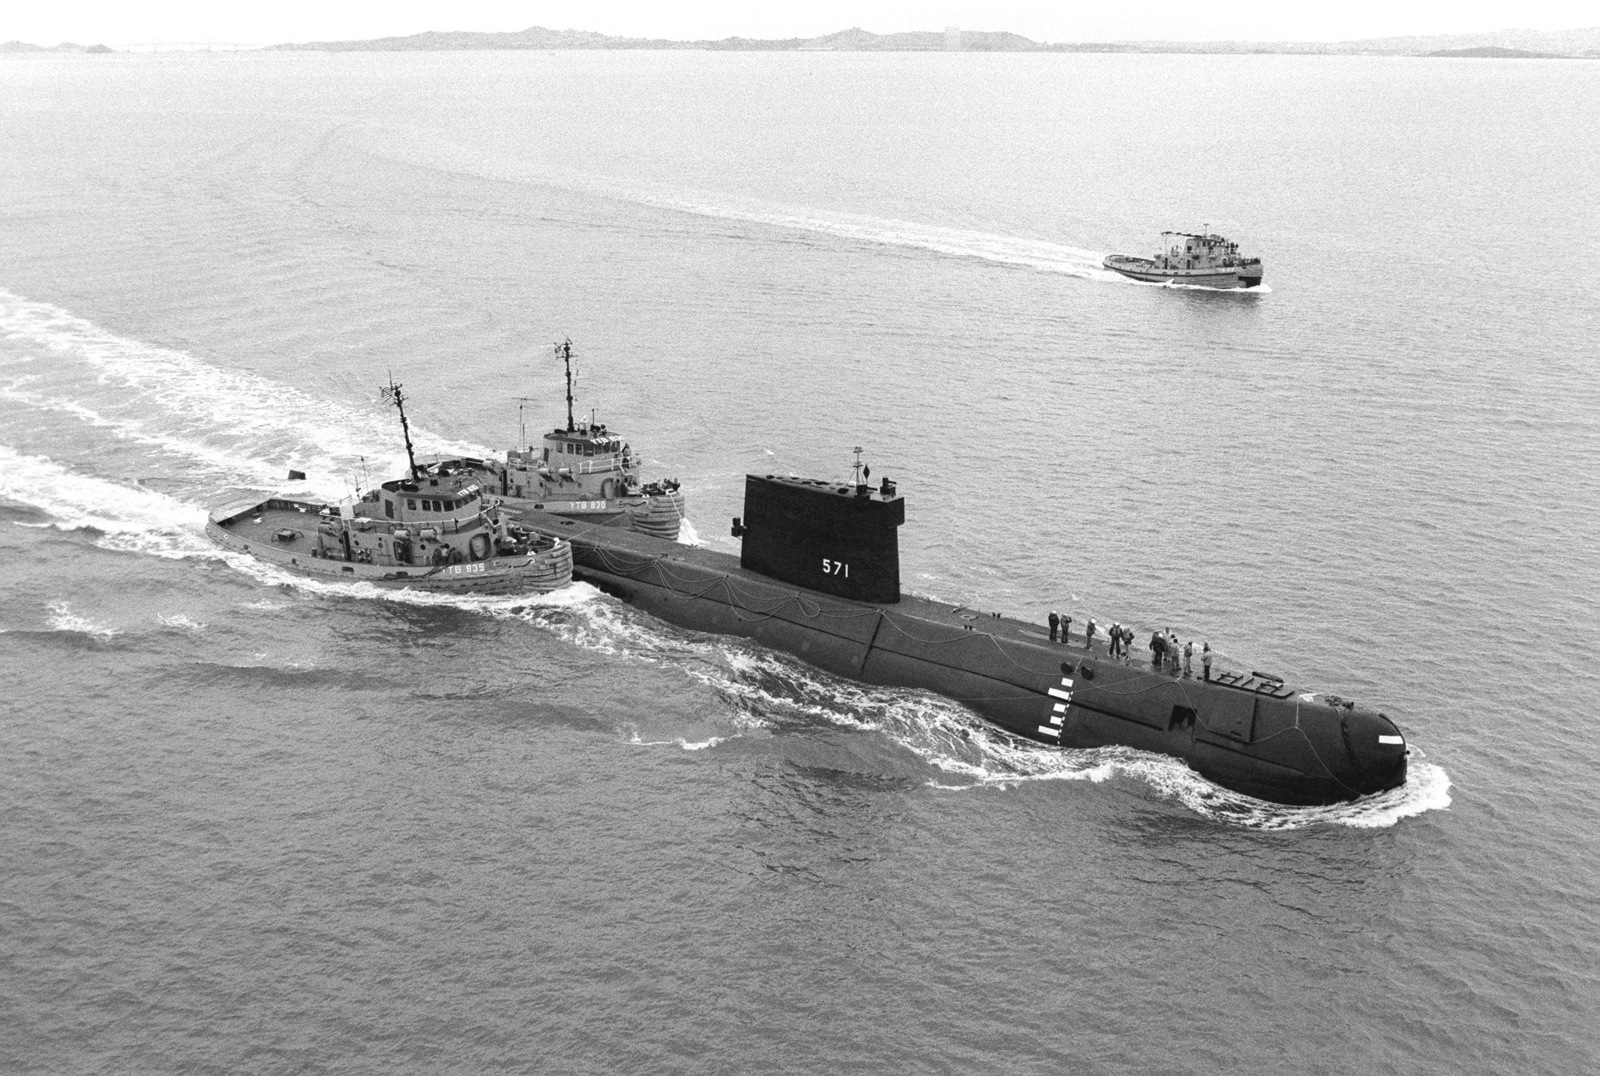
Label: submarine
xmin=512 ymin=458 xmax=1409 ymax=806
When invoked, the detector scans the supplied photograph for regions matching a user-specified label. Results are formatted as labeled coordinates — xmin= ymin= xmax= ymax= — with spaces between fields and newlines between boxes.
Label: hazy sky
xmin=6 ymin=1 xmax=1596 ymax=48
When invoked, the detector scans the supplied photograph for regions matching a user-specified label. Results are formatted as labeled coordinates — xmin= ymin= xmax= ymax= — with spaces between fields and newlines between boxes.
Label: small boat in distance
xmin=1103 ymin=228 xmax=1263 ymax=289
xmin=207 ymin=380 xmax=573 ymax=594
xmin=445 ymin=340 xmax=686 ymax=540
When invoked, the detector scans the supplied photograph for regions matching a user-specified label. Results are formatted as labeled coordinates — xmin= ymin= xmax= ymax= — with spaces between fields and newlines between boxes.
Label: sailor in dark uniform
xmin=1048 ymin=611 xmax=1059 ymax=643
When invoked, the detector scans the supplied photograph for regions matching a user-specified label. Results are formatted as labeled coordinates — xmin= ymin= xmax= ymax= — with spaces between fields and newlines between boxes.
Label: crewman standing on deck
xmin=1202 ymin=642 xmax=1213 ymax=681
xmin=1048 ymin=610 xmax=1059 ymax=643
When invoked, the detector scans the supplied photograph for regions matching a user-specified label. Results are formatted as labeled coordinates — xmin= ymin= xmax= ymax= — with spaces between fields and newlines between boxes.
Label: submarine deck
xmin=520 ymin=509 xmax=1301 ymax=701
xmin=516 ymin=507 xmax=1409 ymax=804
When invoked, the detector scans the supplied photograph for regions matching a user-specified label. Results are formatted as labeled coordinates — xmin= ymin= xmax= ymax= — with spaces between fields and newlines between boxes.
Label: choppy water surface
xmin=2 ymin=51 xmax=1597 ymax=1073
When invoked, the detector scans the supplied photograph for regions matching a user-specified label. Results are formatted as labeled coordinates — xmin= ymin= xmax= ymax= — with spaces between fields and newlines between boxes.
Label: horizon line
xmin=7 ymin=23 xmax=1599 ymax=54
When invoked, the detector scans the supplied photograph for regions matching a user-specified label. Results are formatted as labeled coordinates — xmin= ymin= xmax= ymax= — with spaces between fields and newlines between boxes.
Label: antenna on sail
xmin=852 ymin=446 xmax=865 ymax=485
xmin=380 ymin=374 xmax=420 ymax=480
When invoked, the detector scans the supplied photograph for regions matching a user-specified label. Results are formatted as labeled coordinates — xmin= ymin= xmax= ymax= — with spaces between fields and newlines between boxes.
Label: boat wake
xmin=353 ymin=126 xmax=1127 ymax=283
xmin=1 ymin=289 xmax=1424 ymax=825
xmin=634 ymin=188 xmax=1120 ymax=281
xmin=0 ymin=444 xmax=207 ymax=542
xmin=2 ymin=443 xmax=1443 ymax=827
xmin=523 ymin=592 xmax=1450 ymax=829
xmin=0 ymin=287 xmax=493 ymax=504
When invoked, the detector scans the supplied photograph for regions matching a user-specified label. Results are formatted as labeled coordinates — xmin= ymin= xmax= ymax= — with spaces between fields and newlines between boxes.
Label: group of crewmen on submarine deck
xmin=1047 ymin=611 xmax=1214 ymax=681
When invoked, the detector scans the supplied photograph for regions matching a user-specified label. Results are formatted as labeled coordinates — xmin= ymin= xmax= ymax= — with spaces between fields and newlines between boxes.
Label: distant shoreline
xmin=7 ymin=26 xmax=1599 ymax=58
xmin=261 ymin=25 xmax=1600 ymax=58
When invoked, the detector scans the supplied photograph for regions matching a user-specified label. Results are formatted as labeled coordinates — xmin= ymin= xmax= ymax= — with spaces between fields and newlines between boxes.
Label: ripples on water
xmin=1 ymin=50 xmax=1597 ymax=1074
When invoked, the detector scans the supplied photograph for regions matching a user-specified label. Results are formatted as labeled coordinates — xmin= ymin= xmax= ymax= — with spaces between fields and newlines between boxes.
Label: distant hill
xmin=267 ymin=25 xmax=1043 ymax=52
xmin=1 ymin=40 xmax=114 ymax=53
xmin=1426 ymin=46 xmax=1563 ymax=58
xmin=7 ymin=26 xmax=1598 ymax=57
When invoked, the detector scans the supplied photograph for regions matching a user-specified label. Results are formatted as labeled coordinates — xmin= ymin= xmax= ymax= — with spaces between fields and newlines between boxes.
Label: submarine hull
xmin=521 ymin=511 xmax=1407 ymax=807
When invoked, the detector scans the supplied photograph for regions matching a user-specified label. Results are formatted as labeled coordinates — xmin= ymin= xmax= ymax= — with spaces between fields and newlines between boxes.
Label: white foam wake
xmin=0 ymin=445 xmax=207 ymax=537
xmin=46 ymin=601 xmax=118 ymax=639
xmin=351 ymin=126 xmax=1124 ymax=282
xmin=0 ymin=287 xmax=494 ymax=499
xmin=523 ymin=592 xmax=1449 ymax=829
xmin=633 ymin=188 xmax=1118 ymax=280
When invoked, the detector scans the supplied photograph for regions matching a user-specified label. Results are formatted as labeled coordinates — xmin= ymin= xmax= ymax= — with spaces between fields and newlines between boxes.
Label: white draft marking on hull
xmin=1047 ymin=687 xmax=1072 ymax=701
xmin=1378 ymin=735 xmax=1404 ymax=745
xmin=1038 ymin=725 xmax=1060 ymax=738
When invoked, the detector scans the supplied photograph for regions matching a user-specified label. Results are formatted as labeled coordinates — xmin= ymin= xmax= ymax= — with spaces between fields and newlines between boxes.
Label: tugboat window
xmin=385 ymin=500 xmax=394 ymax=519
xmin=407 ymin=499 xmax=417 ymax=510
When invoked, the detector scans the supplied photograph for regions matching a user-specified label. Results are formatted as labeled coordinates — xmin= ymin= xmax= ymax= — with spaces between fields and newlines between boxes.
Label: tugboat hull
xmin=208 ymin=497 xmax=573 ymax=594
xmin=486 ymin=485 xmax=686 ymax=541
xmin=1103 ymin=255 xmax=1263 ymax=289
xmin=522 ymin=508 xmax=1407 ymax=807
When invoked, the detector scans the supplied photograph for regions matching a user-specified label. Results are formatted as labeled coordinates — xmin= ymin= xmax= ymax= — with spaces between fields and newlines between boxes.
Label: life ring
xmin=468 ymin=533 xmax=490 ymax=561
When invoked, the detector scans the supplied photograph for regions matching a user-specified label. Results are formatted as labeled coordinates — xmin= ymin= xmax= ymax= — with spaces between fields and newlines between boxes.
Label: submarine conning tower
xmin=735 ymin=473 xmax=905 ymax=603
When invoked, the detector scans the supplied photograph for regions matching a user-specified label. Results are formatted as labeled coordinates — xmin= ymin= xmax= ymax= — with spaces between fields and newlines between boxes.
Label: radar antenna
xmin=379 ymin=374 xmax=420 ymax=480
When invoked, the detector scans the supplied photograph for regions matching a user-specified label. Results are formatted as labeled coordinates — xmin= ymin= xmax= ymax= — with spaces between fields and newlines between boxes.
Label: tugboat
xmin=443 ymin=340 xmax=685 ymax=540
xmin=1103 ymin=228 xmax=1263 ymax=289
xmin=206 ymin=380 xmax=573 ymax=594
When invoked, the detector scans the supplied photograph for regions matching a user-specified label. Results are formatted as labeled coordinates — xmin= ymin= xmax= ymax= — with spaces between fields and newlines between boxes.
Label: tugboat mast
xmin=381 ymin=375 xmax=420 ymax=480
xmin=557 ymin=338 xmax=576 ymax=432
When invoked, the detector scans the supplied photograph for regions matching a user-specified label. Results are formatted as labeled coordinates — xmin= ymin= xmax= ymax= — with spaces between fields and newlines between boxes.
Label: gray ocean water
xmin=2 ymin=49 xmax=1598 ymax=1073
